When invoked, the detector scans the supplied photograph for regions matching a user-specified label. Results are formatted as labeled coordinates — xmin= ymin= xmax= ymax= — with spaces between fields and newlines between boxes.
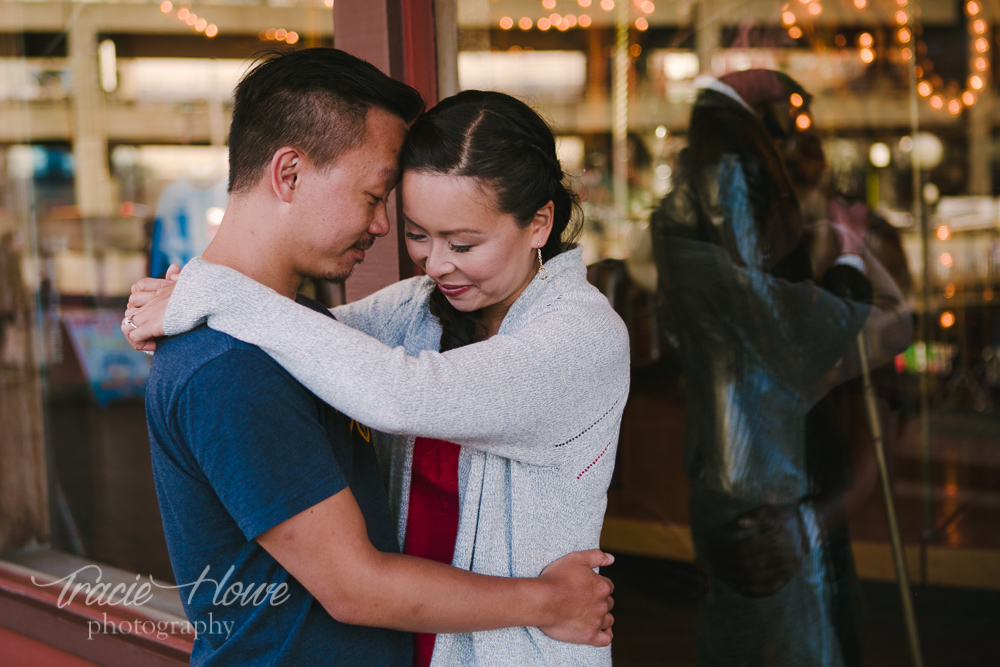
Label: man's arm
xmin=257 ymin=487 xmax=614 ymax=645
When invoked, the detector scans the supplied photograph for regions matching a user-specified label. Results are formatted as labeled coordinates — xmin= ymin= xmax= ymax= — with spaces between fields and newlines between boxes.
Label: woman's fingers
xmin=121 ymin=317 xmax=155 ymax=352
xmin=129 ymin=276 xmax=175 ymax=304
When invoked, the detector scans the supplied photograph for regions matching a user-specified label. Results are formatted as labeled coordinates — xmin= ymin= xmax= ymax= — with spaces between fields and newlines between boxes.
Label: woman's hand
xmin=121 ymin=264 xmax=181 ymax=352
xmin=537 ymin=549 xmax=615 ymax=646
xmin=829 ymin=199 xmax=869 ymax=256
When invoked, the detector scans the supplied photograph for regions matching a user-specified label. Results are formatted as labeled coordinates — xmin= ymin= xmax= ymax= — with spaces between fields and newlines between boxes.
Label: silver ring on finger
xmin=125 ymin=315 xmax=138 ymax=330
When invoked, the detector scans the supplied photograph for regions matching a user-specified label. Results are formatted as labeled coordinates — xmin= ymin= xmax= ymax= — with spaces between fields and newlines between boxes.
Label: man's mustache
xmin=353 ymin=235 xmax=376 ymax=251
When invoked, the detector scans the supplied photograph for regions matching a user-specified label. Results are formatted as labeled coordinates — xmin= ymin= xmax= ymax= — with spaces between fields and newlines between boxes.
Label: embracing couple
xmin=123 ymin=48 xmax=629 ymax=666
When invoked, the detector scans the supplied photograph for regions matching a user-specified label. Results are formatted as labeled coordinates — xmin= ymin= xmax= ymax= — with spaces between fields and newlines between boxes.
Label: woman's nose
xmin=424 ymin=245 xmax=454 ymax=279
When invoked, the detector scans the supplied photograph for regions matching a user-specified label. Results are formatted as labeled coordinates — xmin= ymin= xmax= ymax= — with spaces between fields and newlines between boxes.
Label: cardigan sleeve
xmin=164 ymin=258 xmax=630 ymax=467
xmin=330 ymin=277 xmax=431 ymax=347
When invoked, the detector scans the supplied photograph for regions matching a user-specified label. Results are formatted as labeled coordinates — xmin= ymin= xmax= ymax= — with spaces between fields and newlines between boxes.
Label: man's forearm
xmin=316 ymin=551 xmax=552 ymax=633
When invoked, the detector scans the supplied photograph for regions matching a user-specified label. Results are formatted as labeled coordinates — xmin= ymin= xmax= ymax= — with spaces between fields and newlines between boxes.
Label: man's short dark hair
xmin=228 ymin=48 xmax=425 ymax=194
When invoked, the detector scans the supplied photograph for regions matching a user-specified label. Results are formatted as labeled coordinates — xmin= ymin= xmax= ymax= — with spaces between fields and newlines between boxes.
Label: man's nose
xmin=369 ymin=201 xmax=391 ymax=237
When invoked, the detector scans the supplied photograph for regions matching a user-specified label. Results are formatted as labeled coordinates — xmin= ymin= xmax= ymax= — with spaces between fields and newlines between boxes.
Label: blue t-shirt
xmin=145 ymin=296 xmax=411 ymax=666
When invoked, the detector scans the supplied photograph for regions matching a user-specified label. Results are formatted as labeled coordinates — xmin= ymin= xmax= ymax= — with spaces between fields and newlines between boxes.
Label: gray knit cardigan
xmin=163 ymin=247 xmax=629 ymax=666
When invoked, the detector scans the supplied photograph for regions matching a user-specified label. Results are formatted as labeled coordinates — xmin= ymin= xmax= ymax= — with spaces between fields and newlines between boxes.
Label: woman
xmin=128 ymin=90 xmax=629 ymax=667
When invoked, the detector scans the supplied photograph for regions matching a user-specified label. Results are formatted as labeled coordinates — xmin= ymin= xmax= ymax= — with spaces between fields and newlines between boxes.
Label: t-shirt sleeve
xmin=174 ymin=347 xmax=349 ymax=541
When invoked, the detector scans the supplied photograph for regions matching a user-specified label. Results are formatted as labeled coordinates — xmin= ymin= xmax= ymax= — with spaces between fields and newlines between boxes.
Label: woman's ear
xmin=270 ymin=147 xmax=302 ymax=203
xmin=530 ymin=200 xmax=555 ymax=249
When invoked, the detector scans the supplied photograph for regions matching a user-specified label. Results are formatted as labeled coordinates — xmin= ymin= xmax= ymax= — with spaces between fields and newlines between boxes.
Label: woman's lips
xmin=437 ymin=283 xmax=471 ymax=297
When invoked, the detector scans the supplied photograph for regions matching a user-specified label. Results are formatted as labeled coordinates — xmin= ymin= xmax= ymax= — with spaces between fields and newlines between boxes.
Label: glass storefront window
xmin=453 ymin=0 xmax=1000 ymax=590
xmin=0 ymin=0 xmax=332 ymax=585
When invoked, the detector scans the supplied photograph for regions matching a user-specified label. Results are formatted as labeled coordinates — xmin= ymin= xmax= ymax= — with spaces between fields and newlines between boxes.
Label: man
xmin=125 ymin=48 xmax=613 ymax=666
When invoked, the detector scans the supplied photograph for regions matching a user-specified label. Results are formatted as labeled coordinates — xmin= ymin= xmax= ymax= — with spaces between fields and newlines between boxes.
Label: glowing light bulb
xmin=789 ymin=26 xmax=803 ymax=39
xmin=859 ymin=32 xmax=873 ymax=48
xmin=500 ymin=16 xmax=514 ymax=29
xmin=205 ymin=24 xmax=218 ymax=37
xmin=635 ymin=17 xmax=649 ymax=30
xmin=930 ymin=95 xmax=943 ymax=109
xmin=796 ymin=114 xmax=811 ymax=129
xmin=860 ymin=48 xmax=875 ymax=64
xmin=917 ymin=81 xmax=932 ymax=96
xmin=159 ymin=1 xmax=172 ymax=13
xmin=579 ymin=14 xmax=592 ymax=26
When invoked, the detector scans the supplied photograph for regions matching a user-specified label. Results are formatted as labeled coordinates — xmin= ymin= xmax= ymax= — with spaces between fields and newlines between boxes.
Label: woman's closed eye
xmin=450 ymin=244 xmax=472 ymax=253
xmin=404 ymin=231 xmax=426 ymax=242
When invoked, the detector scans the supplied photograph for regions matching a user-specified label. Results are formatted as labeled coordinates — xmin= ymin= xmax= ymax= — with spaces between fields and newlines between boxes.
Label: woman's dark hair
xmin=400 ymin=90 xmax=581 ymax=351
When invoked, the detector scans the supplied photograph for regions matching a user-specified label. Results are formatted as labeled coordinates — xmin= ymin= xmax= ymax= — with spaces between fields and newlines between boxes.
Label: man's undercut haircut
xmin=228 ymin=48 xmax=425 ymax=194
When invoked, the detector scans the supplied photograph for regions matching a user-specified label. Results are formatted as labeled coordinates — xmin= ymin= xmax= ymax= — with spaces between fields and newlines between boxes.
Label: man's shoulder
xmin=147 ymin=326 xmax=284 ymax=400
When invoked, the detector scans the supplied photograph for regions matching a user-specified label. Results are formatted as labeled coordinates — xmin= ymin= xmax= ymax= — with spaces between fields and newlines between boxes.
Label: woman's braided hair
xmin=400 ymin=90 xmax=581 ymax=351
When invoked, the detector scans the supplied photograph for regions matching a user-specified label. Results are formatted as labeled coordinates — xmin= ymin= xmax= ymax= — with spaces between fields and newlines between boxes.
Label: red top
xmin=403 ymin=437 xmax=462 ymax=667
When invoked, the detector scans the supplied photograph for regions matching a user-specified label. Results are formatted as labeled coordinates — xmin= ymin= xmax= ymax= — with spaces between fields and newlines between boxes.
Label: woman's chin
xmin=444 ymin=296 xmax=480 ymax=312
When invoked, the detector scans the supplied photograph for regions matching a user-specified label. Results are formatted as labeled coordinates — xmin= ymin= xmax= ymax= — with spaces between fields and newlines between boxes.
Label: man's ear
xmin=270 ymin=147 xmax=303 ymax=203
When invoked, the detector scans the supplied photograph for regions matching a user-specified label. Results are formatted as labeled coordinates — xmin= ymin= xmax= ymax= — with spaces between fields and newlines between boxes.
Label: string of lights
xmin=158 ymin=2 xmax=218 ymax=38
xmin=783 ymin=0 xmax=990 ymax=115
xmin=499 ymin=0 xmax=653 ymax=34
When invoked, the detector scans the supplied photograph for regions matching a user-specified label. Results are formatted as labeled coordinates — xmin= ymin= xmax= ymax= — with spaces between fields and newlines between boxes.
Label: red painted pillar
xmin=334 ymin=0 xmax=438 ymax=300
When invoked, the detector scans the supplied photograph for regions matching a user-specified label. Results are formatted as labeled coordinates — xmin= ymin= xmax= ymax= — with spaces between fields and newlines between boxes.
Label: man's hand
xmin=705 ymin=504 xmax=810 ymax=598
xmin=537 ymin=550 xmax=615 ymax=647
xmin=121 ymin=263 xmax=180 ymax=352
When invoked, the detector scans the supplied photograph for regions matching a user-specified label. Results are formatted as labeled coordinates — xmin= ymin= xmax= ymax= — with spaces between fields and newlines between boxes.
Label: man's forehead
xmin=375 ymin=163 xmax=401 ymax=186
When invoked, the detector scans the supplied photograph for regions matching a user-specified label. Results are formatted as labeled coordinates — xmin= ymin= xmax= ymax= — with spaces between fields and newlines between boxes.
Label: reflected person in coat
xmin=650 ymin=70 xmax=912 ymax=666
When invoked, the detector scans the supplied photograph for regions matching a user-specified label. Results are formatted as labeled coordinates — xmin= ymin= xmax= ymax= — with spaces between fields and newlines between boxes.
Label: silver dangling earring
xmin=537 ymin=247 xmax=549 ymax=280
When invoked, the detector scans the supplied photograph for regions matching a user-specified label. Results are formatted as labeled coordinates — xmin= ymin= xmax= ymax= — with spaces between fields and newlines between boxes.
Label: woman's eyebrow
xmin=403 ymin=218 xmax=484 ymax=237
xmin=403 ymin=215 xmax=425 ymax=231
